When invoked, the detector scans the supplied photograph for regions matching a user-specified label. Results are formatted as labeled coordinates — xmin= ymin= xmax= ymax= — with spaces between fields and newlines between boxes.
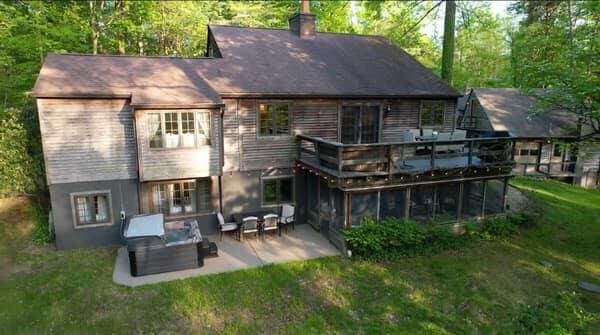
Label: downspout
xmin=132 ymin=107 xmax=143 ymax=214
xmin=218 ymin=105 xmax=225 ymax=213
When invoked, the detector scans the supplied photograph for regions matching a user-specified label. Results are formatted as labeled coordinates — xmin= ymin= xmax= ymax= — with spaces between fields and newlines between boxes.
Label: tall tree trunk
xmin=89 ymin=1 xmax=101 ymax=54
xmin=441 ymin=0 xmax=456 ymax=85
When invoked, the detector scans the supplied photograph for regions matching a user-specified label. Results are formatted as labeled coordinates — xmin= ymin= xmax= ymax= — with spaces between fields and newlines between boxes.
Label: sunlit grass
xmin=1 ymin=178 xmax=599 ymax=333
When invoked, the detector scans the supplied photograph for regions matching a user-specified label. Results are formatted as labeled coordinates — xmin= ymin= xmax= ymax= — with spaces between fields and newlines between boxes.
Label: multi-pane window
xmin=262 ymin=176 xmax=294 ymax=205
xmin=553 ymin=144 xmax=562 ymax=157
xmin=147 ymin=111 xmax=211 ymax=148
xmin=148 ymin=113 xmax=162 ymax=148
xmin=259 ymin=103 xmax=290 ymax=136
xmin=340 ymin=104 xmax=380 ymax=144
xmin=71 ymin=191 xmax=112 ymax=227
xmin=151 ymin=179 xmax=211 ymax=216
xmin=420 ymin=101 xmax=445 ymax=127
xmin=180 ymin=112 xmax=195 ymax=147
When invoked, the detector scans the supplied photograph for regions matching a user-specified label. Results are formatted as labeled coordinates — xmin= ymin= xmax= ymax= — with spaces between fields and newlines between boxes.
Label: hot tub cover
xmin=124 ymin=214 xmax=165 ymax=238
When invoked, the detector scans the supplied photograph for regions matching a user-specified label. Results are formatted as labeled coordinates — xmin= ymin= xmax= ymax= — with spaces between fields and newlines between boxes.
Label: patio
xmin=113 ymin=224 xmax=340 ymax=287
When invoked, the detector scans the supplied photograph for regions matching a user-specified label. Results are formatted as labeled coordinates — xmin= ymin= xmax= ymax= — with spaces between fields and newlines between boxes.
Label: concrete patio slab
xmin=113 ymin=224 xmax=340 ymax=287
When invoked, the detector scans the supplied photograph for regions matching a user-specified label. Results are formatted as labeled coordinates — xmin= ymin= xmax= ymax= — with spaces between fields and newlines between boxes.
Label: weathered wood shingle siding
xmin=223 ymin=98 xmax=456 ymax=171
xmin=37 ymin=99 xmax=137 ymax=185
xmin=136 ymin=109 xmax=222 ymax=181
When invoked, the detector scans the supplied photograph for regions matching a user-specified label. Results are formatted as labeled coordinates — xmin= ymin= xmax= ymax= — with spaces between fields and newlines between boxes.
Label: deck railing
xmin=296 ymin=134 xmax=517 ymax=177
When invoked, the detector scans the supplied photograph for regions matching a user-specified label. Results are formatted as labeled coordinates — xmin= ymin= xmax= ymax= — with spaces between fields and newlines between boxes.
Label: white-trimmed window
xmin=147 ymin=111 xmax=211 ymax=148
xmin=151 ymin=179 xmax=211 ymax=216
xmin=70 ymin=191 xmax=112 ymax=228
xmin=262 ymin=176 xmax=294 ymax=206
xmin=259 ymin=102 xmax=290 ymax=136
xmin=420 ymin=101 xmax=445 ymax=127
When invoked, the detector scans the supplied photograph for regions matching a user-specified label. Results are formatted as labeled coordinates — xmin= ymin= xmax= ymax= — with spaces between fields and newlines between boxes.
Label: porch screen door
xmin=340 ymin=105 xmax=380 ymax=144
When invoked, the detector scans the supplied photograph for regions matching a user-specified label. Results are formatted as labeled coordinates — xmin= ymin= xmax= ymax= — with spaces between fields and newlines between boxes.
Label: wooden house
xmin=458 ymin=88 xmax=599 ymax=188
xmin=32 ymin=4 xmax=516 ymax=250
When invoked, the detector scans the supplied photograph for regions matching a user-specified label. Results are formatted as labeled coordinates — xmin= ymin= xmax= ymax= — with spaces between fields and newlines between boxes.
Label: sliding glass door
xmin=340 ymin=105 xmax=380 ymax=144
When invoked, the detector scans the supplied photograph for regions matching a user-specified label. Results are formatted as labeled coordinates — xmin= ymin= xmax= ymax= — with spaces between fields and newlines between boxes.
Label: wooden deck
xmin=296 ymin=134 xmax=515 ymax=179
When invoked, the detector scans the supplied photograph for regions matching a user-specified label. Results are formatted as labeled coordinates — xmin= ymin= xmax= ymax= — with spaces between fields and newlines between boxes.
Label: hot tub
xmin=123 ymin=214 xmax=204 ymax=276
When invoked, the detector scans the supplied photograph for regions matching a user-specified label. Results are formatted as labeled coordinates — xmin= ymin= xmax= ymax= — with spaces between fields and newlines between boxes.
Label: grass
xmin=0 ymin=177 xmax=599 ymax=334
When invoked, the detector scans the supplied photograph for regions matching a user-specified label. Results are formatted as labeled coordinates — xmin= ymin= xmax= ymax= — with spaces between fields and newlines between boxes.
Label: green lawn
xmin=0 ymin=178 xmax=599 ymax=334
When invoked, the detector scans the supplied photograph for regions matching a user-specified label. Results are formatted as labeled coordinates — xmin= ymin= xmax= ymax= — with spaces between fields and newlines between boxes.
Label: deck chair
xmin=278 ymin=204 xmax=295 ymax=235
xmin=262 ymin=214 xmax=279 ymax=238
xmin=240 ymin=216 xmax=259 ymax=240
xmin=217 ymin=212 xmax=238 ymax=241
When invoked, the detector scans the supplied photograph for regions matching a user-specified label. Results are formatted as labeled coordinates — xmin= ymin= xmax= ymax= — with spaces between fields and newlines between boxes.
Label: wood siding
xmin=136 ymin=109 xmax=222 ymax=181
xmin=37 ymin=99 xmax=137 ymax=185
xmin=223 ymin=98 xmax=456 ymax=172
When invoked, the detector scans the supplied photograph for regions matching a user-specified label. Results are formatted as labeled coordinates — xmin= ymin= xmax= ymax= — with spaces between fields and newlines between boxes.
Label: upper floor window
xmin=70 ymin=191 xmax=112 ymax=228
xmin=148 ymin=111 xmax=211 ymax=149
xmin=340 ymin=104 xmax=380 ymax=144
xmin=151 ymin=179 xmax=211 ymax=216
xmin=420 ymin=101 xmax=445 ymax=127
xmin=259 ymin=103 xmax=290 ymax=136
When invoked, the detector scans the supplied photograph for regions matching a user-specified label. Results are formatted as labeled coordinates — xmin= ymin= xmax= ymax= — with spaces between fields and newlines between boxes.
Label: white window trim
xmin=419 ymin=100 xmax=446 ymax=128
xmin=260 ymin=175 xmax=295 ymax=208
xmin=70 ymin=190 xmax=113 ymax=229
xmin=147 ymin=111 xmax=212 ymax=150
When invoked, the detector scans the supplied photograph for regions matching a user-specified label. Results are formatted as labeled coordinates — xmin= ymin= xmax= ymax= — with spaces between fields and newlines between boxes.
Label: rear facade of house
xmin=33 ymin=8 xmax=514 ymax=250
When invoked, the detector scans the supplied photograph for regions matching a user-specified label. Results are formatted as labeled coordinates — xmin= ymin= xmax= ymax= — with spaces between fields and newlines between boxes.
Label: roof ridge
xmin=208 ymin=24 xmax=387 ymax=39
xmin=47 ymin=53 xmax=218 ymax=60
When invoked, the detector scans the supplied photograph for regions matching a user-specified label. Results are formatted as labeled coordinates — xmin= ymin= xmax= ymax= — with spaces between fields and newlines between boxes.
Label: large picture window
xmin=420 ymin=101 xmax=445 ymax=127
xmin=259 ymin=103 xmax=290 ymax=136
xmin=151 ymin=179 xmax=211 ymax=216
xmin=262 ymin=176 xmax=294 ymax=206
xmin=70 ymin=191 xmax=112 ymax=228
xmin=147 ymin=111 xmax=211 ymax=148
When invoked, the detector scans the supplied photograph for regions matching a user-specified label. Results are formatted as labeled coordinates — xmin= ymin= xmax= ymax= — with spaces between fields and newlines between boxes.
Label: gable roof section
xmin=32 ymin=25 xmax=461 ymax=105
xmin=201 ymin=25 xmax=460 ymax=98
xmin=32 ymin=54 xmax=223 ymax=107
xmin=473 ymin=88 xmax=577 ymax=137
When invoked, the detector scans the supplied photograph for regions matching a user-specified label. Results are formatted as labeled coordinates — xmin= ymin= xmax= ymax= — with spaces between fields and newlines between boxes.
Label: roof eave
xmin=218 ymin=92 xmax=461 ymax=99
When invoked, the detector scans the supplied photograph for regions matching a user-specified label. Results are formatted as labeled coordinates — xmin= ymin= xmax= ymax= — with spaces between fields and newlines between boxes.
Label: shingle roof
xmin=474 ymin=88 xmax=577 ymax=137
xmin=32 ymin=25 xmax=461 ymax=105
xmin=32 ymin=54 xmax=222 ymax=107
xmin=198 ymin=25 xmax=460 ymax=98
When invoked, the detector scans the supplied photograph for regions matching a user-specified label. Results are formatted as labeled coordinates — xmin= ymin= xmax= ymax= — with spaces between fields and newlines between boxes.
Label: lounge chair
xmin=448 ymin=130 xmax=467 ymax=152
xmin=435 ymin=132 xmax=452 ymax=153
xmin=217 ymin=212 xmax=238 ymax=241
xmin=240 ymin=216 xmax=259 ymax=240
xmin=278 ymin=204 xmax=295 ymax=235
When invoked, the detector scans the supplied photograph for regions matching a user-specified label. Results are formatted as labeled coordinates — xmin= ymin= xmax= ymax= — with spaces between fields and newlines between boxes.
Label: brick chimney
xmin=289 ymin=0 xmax=316 ymax=37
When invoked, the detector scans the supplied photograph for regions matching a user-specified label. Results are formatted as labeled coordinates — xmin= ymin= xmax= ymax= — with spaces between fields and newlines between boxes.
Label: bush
xmin=345 ymin=213 xmax=528 ymax=260
xmin=482 ymin=216 xmax=518 ymax=237
xmin=515 ymin=291 xmax=593 ymax=334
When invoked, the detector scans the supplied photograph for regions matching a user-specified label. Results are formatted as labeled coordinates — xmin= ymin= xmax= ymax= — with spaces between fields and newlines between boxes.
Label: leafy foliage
xmin=345 ymin=212 xmax=538 ymax=261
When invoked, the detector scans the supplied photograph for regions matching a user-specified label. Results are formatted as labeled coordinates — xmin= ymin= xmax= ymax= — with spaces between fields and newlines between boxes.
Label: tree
xmin=441 ymin=0 xmax=456 ymax=84
xmin=510 ymin=0 xmax=600 ymax=136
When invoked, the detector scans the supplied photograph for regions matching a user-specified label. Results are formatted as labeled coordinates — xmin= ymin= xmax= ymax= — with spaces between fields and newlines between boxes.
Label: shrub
xmin=482 ymin=216 xmax=518 ymax=237
xmin=515 ymin=291 xmax=592 ymax=334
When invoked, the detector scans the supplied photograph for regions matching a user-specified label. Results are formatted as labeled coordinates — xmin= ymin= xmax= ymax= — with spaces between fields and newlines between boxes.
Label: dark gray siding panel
xmin=50 ymin=179 xmax=140 ymax=250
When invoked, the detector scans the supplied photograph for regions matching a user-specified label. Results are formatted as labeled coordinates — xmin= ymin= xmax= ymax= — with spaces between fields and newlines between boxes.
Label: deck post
xmin=387 ymin=145 xmax=393 ymax=177
xmin=430 ymin=142 xmax=436 ymax=170
xmin=296 ymin=137 xmax=302 ymax=160
xmin=535 ymin=142 xmax=543 ymax=173
xmin=468 ymin=140 xmax=474 ymax=166
xmin=337 ymin=146 xmax=343 ymax=174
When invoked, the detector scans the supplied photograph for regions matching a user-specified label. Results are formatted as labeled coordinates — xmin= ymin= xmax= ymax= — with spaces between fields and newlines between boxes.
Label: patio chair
xmin=278 ymin=204 xmax=295 ymax=235
xmin=262 ymin=214 xmax=279 ymax=238
xmin=448 ymin=130 xmax=467 ymax=152
xmin=217 ymin=212 xmax=238 ymax=241
xmin=435 ymin=132 xmax=451 ymax=153
xmin=240 ymin=216 xmax=259 ymax=240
